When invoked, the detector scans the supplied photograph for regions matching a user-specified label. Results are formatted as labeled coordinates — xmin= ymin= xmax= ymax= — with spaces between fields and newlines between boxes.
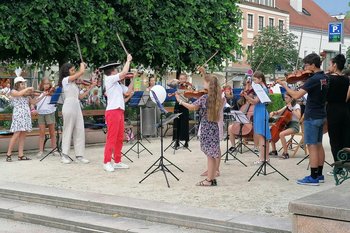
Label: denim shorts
xmin=304 ymin=118 xmax=325 ymax=145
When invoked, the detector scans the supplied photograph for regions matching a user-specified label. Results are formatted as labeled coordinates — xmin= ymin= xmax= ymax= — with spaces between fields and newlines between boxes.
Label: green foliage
xmin=267 ymin=94 xmax=285 ymax=113
xmin=247 ymin=27 xmax=299 ymax=76
xmin=0 ymin=0 xmax=242 ymax=72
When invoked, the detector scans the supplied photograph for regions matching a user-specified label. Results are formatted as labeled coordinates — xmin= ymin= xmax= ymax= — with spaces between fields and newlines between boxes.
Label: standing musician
xmin=269 ymin=93 xmax=301 ymax=159
xmin=100 ymin=54 xmax=133 ymax=172
xmin=278 ymin=53 xmax=328 ymax=186
xmin=168 ymin=74 xmax=193 ymax=149
xmin=326 ymin=54 xmax=350 ymax=165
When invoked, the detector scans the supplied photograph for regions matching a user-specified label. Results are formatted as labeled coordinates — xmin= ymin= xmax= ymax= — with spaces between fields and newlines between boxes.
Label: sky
xmin=314 ymin=0 xmax=349 ymax=15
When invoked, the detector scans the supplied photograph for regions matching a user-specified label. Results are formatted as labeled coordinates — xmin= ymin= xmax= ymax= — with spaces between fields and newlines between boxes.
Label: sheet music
xmin=252 ymin=82 xmax=271 ymax=104
xmin=230 ymin=110 xmax=250 ymax=124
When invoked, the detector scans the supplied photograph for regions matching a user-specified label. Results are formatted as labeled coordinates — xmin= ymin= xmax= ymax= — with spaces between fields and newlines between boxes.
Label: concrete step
xmin=0 ymin=198 xmax=210 ymax=233
xmin=0 ymin=181 xmax=291 ymax=233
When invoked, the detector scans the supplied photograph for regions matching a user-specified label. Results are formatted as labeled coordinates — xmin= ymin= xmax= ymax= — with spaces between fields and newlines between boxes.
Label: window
xmin=236 ymin=52 xmax=242 ymax=60
xmin=247 ymin=45 xmax=253 ymax=56
xmin=269 ymin=18 xmax=274 ymax=27
xmin=247 ymin=14 xmax=254 ymax=29
xmin=258 ymin=16 xmax=264 ymax=30
xmin=278 ymin=20 xmax=284 ymax=31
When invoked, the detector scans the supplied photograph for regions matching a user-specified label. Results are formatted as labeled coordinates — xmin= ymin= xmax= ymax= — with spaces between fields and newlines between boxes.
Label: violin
xmin=285 ymin=70 xmax=313 ymax=84
xmin=179 ymin=82 xmax=193 ymax=90
xmin=183 ymin=89 xmax=208 ymax=99
xmin=125 ymin=72 xmax=135 ymax=79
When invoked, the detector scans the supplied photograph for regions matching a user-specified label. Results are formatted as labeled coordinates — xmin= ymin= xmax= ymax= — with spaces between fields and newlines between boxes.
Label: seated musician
xmin=223 ymin=85 xmax=239 ymax=111
xmin=269 ymin=93 xmax=301 ymax=159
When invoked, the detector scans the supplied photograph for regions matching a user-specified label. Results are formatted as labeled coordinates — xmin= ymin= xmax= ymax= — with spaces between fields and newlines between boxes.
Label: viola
xmin=285 ymin=70 xmax=313 ymax=84
xmin=270 ymin=107 xmax=292 ymax=143
xmin=183 ymin=89 xmax=208 ymax=99
xmin=229 ymin=102 xmax=254 ymax=137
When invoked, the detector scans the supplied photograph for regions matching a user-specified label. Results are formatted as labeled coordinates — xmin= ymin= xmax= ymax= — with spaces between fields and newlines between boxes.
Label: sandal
xmin=279 ymin=153 xmax=289 ymax=159
xmin=18 ymin=155 xmax=31 ymax=161
xmin=196 ymin=179 xmax=217 ymax=186
xmin=6 ymin=154 xmax=12 ymax=162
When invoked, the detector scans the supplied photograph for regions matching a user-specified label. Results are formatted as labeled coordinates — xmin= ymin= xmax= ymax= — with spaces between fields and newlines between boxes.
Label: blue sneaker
xmin=296 ymin=176 xmax=319 ymax=186
xmin=317 ymin=175 xmax=324 ymax=183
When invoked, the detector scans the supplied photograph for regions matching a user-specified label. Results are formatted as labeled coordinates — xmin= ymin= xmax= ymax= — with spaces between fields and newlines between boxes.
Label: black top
xmin=327 ymin=74 xmax=350 ymax=104
xmin=301 ymin=71 xmax=328 ymax=120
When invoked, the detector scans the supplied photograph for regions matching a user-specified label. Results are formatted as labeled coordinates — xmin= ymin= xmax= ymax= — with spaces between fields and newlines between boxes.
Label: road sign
xmin=328 ymin=22 xmax=343 ymax=43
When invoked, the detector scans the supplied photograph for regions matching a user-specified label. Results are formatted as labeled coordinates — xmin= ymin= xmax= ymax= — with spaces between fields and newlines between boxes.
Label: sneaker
xmin=36 ymin=151 xmax=43 ymax=158
xmin=113 ymin=162 xmax=129 ymax=169
xmin=317 ymin=175 xmax=325 ymax=183
xmin=61 ymin=155 xmax=71 ymax=164
xmin=269 ymin=150 xmax=278 ymax=156
xmin=103 ymin=162 xmax=115 ymax=172
xmin=296 ymin=176 xmax=319 ymax=186
xmin=279 ymin=152 xmax=289 ymax=160
xmin=253 ymin=148 xmax=259 ymax=153
xmin=76 ymin=156 xmax=90 ymax=164
xmin=228 ymin=146 xmax=236 ymax=153
xmin=53 ymin=151 xmax=60 ymax=156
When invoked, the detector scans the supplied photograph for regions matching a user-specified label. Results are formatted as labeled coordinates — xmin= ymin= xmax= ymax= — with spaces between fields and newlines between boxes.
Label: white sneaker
xmin=103 ymin=162 xmax=115 ymax=172
xmin=53 ymin=151 xmax=60 ymax=156
xmin=113 ymin=162 xmax=129 ymax=169
xmin=76 ymin=156 xmax=90 ymax=164
xmin=36 ymin=151 xmax=43 ymax=158
xmin=61 ymin=155 xmax=71 ymax=164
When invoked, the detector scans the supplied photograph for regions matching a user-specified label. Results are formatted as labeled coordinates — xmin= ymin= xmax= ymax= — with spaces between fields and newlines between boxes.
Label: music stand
xmin=40 ymin=87 xmax=73 ymax=162
xmin=221 ymin=111 xmax=247 ymax=167
xmin=139 ymin=90 xmax=184 ymax=188
xmin=248 ymin=83 xmax=288 ymax=181
xmin=124 ymin=91 xmax=153 ymax=158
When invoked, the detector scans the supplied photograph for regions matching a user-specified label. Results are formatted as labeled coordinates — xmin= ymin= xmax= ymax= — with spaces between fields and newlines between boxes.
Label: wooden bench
xmin=333 ymin=148 xmax=350 ymax=185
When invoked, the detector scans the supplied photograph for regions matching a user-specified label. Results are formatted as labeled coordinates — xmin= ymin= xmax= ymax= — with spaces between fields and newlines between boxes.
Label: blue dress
xmin=253 ymin=87 xmax=271 ymax=140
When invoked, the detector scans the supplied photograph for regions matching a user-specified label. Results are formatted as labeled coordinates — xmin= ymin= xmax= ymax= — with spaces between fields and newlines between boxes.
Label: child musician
xmin=35 ymin=78 xmax=58 ymax=157
xmin=175 ymin=74 xmax=223 ymax=186
xmin=6 ymin=75 xmax=45 ymax=162
xmin=100 ymin=54 xmax=134 ymax=172
xmin=242 ymin=71 xmax=271 ymax=164
xmin=269 ymin=93 xmax=301 ymax=159
xmin=58 ymin=62 xmax=94 ymax=164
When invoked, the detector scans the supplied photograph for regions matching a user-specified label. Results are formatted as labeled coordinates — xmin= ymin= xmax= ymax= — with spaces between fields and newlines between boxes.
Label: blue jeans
xmin=304 ymin=118 xmax=325 ymax=145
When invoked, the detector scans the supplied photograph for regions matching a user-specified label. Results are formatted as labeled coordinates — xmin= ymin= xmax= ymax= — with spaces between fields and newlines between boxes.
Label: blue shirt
xmin=301 ymin=71 xmax=328 ymax=120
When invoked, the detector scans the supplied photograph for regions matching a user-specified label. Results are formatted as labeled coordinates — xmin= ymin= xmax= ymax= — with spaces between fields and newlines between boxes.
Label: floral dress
xmin=193 ymin=95 xmax=221 ymax=158
xmin=10 ymin=95 xmax=32 ymax=132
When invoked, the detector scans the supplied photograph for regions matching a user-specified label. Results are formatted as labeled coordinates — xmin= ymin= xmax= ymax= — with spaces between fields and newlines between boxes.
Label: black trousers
xmin=327 ymin=103 xmax=350 ymax=162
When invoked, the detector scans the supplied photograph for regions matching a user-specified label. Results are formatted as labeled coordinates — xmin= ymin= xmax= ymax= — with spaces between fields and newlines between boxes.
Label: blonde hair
xmin=205 ymin=75 xmax=222 ymax=122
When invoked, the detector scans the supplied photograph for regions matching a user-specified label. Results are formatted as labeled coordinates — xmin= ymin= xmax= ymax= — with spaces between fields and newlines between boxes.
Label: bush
xmin=267 ymin=94 xmax=285 ymax=112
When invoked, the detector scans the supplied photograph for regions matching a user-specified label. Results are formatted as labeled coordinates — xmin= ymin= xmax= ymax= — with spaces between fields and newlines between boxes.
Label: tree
xmin=0 ymin=0 xmax=242 ymax=73
xmin=247 ymin=27 xmax=299 ymax=77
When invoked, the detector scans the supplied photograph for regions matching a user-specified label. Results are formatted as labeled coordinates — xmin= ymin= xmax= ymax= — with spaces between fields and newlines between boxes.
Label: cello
xmin=270 ymin=107 xmax=292 ymax=143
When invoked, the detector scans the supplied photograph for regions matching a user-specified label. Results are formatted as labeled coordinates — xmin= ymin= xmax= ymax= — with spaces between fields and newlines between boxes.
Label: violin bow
xmin=75 ymin=34 xmax=84 ymax=63
xmin=295 ymin=27 xmax=303 ymax=70
xmin=202 ymin=50 xmax=219 ymax=67
xmin=253 ymin=46 xmax=271 ymax=74
xmin=116 ymin=32 xmax=129 ymax=55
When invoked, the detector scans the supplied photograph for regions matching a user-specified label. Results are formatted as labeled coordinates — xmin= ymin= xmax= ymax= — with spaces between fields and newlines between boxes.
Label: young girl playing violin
xmin=242 ymin=71 xmax=271 ymax=164
xmin=175 ymin=74 xmax=223 ymax=186
xmin=269 ymin=93 xmax=301 ymax=159
xmin=35 ymin=78 xmax=58 ymax=157
xmin=6 ymin=77 xmax=46 ymax=162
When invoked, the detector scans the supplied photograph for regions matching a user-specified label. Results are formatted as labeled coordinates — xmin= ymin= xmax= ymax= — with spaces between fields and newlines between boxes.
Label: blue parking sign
xmin=328 ymin=22 xmax=343 ymax=43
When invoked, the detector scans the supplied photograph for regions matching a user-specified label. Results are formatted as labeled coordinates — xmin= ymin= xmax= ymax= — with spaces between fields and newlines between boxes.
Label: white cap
xmin=14 ymin=77 xmax=26 ymax=84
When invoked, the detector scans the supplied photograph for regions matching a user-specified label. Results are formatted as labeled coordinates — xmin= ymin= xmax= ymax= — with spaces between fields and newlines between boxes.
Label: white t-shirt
xmin=36 ymin=93 xmax=56 ymax=115
xmin=105 ymin=74 xmax=128 ymax=111
xmin=288 ymin=103 xmax=301 ymax=122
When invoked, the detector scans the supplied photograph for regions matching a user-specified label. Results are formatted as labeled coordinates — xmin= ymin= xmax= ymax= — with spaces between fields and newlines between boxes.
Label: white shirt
xmin=289 ymin=103 xmax=301 ymax=122
xmin=36 ymin=93 xmax=56 ymax=115
xmin=105 ymin=74 xmax=128 ymax=111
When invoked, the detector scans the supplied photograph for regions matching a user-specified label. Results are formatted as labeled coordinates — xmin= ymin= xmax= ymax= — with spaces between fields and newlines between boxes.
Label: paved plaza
xmin=0 ymin=134 xmax=335 ymax=220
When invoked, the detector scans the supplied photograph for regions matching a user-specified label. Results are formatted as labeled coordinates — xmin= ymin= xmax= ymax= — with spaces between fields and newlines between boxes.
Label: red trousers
xmin=104 ymin=109 xmax=124 ymax=163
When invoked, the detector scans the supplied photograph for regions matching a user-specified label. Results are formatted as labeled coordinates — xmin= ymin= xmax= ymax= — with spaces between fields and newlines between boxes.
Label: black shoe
xmin=269 ymin=150 xmax=278 ymax=156
xmin=184 ymin=141 xmax=189 ymax=148
xmin=174 ymin=141 xmax=180 ymax=149
xmin=228 ymin=146 xmax=236 ymax=153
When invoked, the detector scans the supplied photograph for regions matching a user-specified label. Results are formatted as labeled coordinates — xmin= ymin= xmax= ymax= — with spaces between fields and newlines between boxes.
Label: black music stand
xmin=124 ymin=91 xmax=153 ymax=158
xmin=248 ymin=84 xmax=288 ymax=181
xmin=221 ymin=112 xmax=247 ymax=167
xmin=139 ymin=90 xmax=183 ymax=188
xmin=40 ymin=87 xmax=73 ymax=162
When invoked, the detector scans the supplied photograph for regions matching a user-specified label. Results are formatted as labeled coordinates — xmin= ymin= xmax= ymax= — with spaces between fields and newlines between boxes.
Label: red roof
xmin=276 ymin=0 xmax=350 ymax=34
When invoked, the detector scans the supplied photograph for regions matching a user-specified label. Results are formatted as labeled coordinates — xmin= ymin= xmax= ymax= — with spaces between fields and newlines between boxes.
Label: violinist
xmin=35 ymin=78 xmax=59 ymax=158
xmin=326 ymin=54 xmax=350 ymax=166
xmin=277 ymin=53 xmax=328 ymax=186
xmin=146 ymin=75 xmax=156 ymax=91
xmin=269 ymin=93 xmax=301 ymax=159
xmin=223 ymin=85 xmax=239 ymax=111
xmin=168 ymin=73 xmax=192 ymax=149
xmin=6 ymin=75 xmax=47 ymax=162
xmin=242 ymin=72 xmax=271 ymax=165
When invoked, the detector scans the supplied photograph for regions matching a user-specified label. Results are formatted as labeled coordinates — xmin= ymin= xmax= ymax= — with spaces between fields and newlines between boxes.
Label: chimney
xmin=290 ymin=0 xmax=302 ymax=13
